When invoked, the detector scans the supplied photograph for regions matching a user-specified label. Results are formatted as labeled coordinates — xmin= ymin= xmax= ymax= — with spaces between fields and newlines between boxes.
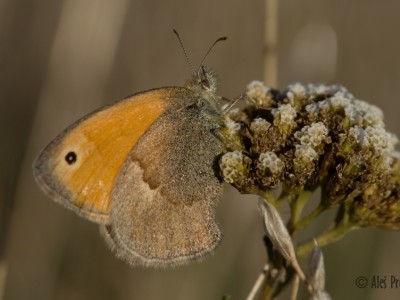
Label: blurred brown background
xmin=1 ymin=0 xmax=400 ymax=299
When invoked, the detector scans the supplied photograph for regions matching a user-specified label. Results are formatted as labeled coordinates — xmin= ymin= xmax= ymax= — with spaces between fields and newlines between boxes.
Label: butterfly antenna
xmin=198 ymin=36 xmax=228 ymax=72
xmin=173 ymin=29 xmax=196 ymax=76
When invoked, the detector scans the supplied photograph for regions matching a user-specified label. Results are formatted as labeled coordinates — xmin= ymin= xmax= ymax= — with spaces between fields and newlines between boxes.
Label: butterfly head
xmin=186 ymin=65 xmax=218 ymax=93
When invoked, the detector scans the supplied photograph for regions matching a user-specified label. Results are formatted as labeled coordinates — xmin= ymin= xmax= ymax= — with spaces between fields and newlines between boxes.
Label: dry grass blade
xmin=307 ymin=240 xmax=331 ymax=300
xmin=258 ymin=197 xmax=305 ymax=280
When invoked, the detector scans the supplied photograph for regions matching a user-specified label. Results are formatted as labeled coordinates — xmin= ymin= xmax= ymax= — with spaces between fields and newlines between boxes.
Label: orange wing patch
xmin=33 ymin=89 xmax=171 ymax=223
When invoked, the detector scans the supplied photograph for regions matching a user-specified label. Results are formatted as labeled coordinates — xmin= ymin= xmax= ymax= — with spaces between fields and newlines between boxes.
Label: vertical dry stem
xmin=264 ymin=0 xmax=278 ymax=87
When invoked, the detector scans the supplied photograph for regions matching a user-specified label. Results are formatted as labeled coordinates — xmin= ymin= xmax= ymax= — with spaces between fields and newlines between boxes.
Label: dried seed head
xmin=218 ymin=82 xmax=400 ymax=228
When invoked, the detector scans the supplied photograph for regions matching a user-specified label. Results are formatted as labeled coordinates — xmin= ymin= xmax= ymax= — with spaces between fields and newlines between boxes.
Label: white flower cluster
xmin=286 ymin=83 xmax=306 ymax=101
xmin=288 ymin=83 xmax=351 ymax=101
xmin=294 ymin=122 xmax=329 ymax=148
xmin=246 ymin=81 xmax=271 ymax=105
xmin=305 ymin=92 xmax=353 ymax=116
xmin=292 ymin=122 xmax=328 ymax=173
xmin=257 ymin=152 xmax=285 ymax=175
xmin=251 ymin=118 xmax=271 ymax=133
xmin=306 ymin=84 xmax=333 ymax=96
xmin=365 ymin=126 xmax=398 ymax=151
xmin=347 ymin=126 xmax=369 ymax=148
xmin=219 ymin=151 xmax=244 ymax=183
xmin=352 ymin=99 xmax=383 ymax=126
xmin=339 ymin=112 xmax=398 ymax=171
xmin=364 ymin=126 xmax=399 ymax=170
xmin=224 ymin=116 xmax=241 ymax=136
xmin=303 ymin=88 xmax=384 ymax=128
xmin=343 ymin=100 xmax=383 ymax=127
xmin=294 ymin=145 xmax=318 ymax=165
xmin=272 ymin=104 xmax=297 ymax=126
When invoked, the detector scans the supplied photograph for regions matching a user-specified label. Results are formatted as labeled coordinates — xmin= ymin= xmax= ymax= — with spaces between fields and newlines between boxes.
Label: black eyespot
xmin=65 ymin=151 xmax=77 ymax=165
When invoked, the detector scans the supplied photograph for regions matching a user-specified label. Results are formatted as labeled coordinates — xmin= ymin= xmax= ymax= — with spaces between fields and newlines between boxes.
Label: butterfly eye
xmin=199 ymin=65 xmax=212 ymax=89
xmin=201 ymin=78 xmax=211 ymax=89
xmin=65 ymin=151 xmax=77 ymax=165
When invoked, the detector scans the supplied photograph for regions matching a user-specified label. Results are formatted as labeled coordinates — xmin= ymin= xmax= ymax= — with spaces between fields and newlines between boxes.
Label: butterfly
xmin=33 ymin=30 xmax=229 ymax=267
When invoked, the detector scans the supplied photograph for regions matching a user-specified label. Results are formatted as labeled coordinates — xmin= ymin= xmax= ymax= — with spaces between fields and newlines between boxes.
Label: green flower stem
xmin=292 ymin=204 xmax=326 ymax=233
xmin=264 ymin=190 xmax=277 ymax=207
xmin=288 ymin=191 xmax=313 ymax=233
xmin=296 ymin=220 xmax=357 ymax=257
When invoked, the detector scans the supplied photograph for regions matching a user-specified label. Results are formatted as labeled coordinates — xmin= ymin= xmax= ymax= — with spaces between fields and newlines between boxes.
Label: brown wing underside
xmin=105 ymin=93 xmax=224 ymax=267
